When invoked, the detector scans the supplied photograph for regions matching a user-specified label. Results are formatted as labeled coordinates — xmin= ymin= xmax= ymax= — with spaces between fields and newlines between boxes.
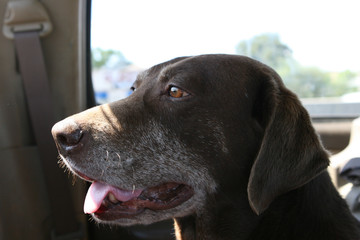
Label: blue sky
xmin=91 ymin=0 xmax=360 ymax=72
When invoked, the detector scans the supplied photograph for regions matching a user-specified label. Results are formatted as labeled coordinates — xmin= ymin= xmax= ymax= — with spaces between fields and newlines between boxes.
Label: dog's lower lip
xmin=93 ymin=183 xmax=194 ymax=221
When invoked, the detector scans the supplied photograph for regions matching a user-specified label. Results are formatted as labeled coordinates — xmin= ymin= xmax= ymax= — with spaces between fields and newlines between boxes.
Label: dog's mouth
xmin=84 ymin=181 xmax=194 ymax=221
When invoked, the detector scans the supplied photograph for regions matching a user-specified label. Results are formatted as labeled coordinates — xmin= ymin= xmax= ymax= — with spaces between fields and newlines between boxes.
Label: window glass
xmin=91 ymin=0 xmax=360 ymax=104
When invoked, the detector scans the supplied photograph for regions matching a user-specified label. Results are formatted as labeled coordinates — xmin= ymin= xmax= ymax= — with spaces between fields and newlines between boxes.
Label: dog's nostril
xmin=57 ymin=129 xmax=83 ymax=146
xmin=52 ymin=120 xmax=84 ymax=151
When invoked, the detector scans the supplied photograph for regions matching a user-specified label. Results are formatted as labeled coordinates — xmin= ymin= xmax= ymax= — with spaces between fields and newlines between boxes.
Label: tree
xmin=236 ymin=34 xmax=359 ymax=98
xmin=284 ymin=67 xmax=332 ymax=98
xmin=236 ymin=33 xmax=292 ymax=70
xmin=91 ymin=48 xmax=131 ymax=69
xmin=329 ymin=71 xmax=358 ymax=97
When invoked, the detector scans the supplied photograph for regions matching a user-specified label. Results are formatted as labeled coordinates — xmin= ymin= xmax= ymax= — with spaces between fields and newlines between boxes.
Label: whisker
xmin=116 ymin=152 xmax=122 ymax=167
xmin=105 ymin=150 xmax=109 ymax=161
xmin=57 ymin=156 xmax=67 ymax=169
xmin=56 ymin=156 xmax=79 ymax=185
xmin=72 ymin=175 xmax=77 ymax=185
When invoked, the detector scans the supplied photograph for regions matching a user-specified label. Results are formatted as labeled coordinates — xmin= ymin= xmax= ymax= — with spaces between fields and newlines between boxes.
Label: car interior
xmin=0 ymin=0 xmax=359 ymax=239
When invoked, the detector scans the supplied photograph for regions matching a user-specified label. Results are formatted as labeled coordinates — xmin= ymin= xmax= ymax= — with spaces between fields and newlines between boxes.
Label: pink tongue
xmin=84 ymin=181 xmax=142 ymax=214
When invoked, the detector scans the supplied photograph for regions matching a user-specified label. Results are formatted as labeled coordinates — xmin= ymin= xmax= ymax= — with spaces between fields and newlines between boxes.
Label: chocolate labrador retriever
xmin=52 ymin=54 xmax=360 ymax=239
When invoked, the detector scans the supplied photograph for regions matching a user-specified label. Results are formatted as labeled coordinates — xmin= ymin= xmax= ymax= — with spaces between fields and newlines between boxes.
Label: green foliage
xmin=236 ymin=33 xmax=292 ymax=70
xmin=236 ymin=33 xmax=358 ymax=98
xmin=91 ymin=48 xmax=130 ymax=69
xmin=330 ymin=71 xmax=358 ymax=96
xmin=284 ymin=67 xmax=332 ymax=98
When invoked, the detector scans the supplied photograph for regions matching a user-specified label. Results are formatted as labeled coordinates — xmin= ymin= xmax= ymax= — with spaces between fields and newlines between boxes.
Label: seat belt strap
xmin=14 ymin=30 xmax=83 ymax=240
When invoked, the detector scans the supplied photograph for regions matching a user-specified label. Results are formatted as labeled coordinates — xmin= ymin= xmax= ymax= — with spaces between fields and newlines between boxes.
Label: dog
xmin=52 ymin=54 xmax=360 ymax=239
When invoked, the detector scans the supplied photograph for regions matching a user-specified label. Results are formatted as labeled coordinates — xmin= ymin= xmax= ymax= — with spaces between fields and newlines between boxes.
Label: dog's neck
xmin=173 ymin=172 xmax=360 ymax=240
xmin=174 ymin=215 xmax=196 ymax=240
xmin=173 ymin=195 xmax=260 ymax=240
xmin=174 ymin=210 xmax=259 ymax=240
xmin=173 ymin=172 xmax=260 ymax=240
xmin=174 ymin=214 xmax=219 ymax=240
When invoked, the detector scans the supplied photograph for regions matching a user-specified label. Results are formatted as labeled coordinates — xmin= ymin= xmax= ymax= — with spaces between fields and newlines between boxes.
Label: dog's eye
xmin=168 ymin=86 xmax=189 ymax=98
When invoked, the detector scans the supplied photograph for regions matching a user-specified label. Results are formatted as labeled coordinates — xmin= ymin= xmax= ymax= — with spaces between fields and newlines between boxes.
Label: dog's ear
xmin=247 ymin=68 xmax=329 ymax=215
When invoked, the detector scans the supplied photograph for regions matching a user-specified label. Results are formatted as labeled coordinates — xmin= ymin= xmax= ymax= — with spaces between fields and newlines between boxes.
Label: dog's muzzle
xmin=51 ymin=118 xmax=195 ymax=222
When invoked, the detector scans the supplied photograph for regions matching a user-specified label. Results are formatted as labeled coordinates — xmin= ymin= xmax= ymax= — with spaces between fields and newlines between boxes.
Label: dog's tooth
xmin=108 ymin=192 xmax=119 ymax=204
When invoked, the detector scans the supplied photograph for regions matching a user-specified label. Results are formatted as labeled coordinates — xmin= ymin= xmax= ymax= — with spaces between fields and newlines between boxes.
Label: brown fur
xmin=52 ymin=54 xmax=360 ymax=239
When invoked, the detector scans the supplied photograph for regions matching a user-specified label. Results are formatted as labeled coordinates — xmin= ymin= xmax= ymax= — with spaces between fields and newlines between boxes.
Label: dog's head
xmin=52 ymin=54 xmax=329 ymax=225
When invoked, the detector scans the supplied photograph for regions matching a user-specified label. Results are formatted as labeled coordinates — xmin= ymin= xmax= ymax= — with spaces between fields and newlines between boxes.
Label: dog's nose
xmin=52 ymin=119 xmax=84 ymax=153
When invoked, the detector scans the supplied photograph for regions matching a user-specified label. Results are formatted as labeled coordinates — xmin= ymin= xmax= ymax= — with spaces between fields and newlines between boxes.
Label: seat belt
xmin=3 ymin=1 xmax=83 ymax=239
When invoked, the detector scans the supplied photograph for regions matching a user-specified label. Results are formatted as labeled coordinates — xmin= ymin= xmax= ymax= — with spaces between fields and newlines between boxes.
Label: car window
xmin=91 ymin=0 xmax=360 ymax=109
